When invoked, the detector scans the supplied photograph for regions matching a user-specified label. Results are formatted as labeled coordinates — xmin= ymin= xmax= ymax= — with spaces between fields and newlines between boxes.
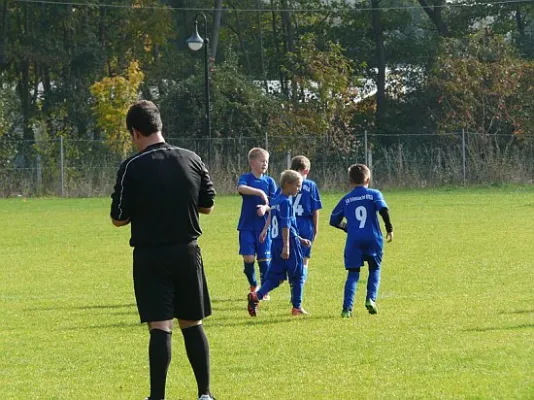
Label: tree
xmin=90 ymin=61 xmax=145 ymax=157
xmin=429 ymin=31 xmax=534 ymax=137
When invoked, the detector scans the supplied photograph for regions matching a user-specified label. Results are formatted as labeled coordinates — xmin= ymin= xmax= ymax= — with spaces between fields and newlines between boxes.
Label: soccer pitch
xmin=1 ymin=187 xmax=533 ymax=399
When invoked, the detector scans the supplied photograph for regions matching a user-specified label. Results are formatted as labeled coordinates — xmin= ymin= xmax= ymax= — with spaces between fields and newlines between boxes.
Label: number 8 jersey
xmin=330 ymin=186 xmax=388 ymax=247
xmin=270 ymin=193 xmax=299 ymax=241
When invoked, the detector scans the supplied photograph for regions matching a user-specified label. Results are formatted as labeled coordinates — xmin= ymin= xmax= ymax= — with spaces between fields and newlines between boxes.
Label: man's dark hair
xmin=348 ymin=163 xmax=370 ymax=185
xmin=126 ymin=100 xmax=163 ymax=137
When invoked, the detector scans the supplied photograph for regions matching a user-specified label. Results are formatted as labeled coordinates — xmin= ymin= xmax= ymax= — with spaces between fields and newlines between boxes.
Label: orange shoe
xmin=291 ymin=307 xmax=309 ymax=316
xmin=250 ymin=285 xmax=258 ymax=293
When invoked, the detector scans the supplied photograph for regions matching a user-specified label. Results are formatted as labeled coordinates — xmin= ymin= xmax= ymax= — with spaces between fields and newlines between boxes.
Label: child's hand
xmin=256 ymin=204 xmax=268 ymax=216
xmin=300 ymin=238 xmax=311 ymax=248
xmin=386 ymin=232 xmax=393 ymax=242
xmin=281 ymin=246 xmax=290 ymax=259
xmin=259 ymin=230 xmax=267 ymax=243
xmin=259 ymin=190 xmax=269 ymax=204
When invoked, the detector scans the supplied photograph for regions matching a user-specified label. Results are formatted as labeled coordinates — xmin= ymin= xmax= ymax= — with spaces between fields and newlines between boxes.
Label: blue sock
xmin=343 ymin=269 xmax=360 ymax=311
xmin=243 ymin=262 xmax=257 ymax=287
xmin=367 ymin=267 xmax=381 ymax=301
xmin=257 ymin=278 xmax=280 ymax=299
xmin=258 ymin=260 xmax=270 ymax=285
xmin=290 ymin=276 xmax=305 ymax=309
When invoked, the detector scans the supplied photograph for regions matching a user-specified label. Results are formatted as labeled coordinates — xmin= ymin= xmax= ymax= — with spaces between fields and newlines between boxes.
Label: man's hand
xmin=281 ymin=246 xmax=290 ymax=259
xmin=386 ymin=232 xmax=394 ymax=242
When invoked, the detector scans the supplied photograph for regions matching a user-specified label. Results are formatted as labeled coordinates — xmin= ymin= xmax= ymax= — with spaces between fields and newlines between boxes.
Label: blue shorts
xmin=266 ymin=238 xmax=304 ymax=282
xmin=296 ymin=218 xmax=315 ymax=258
xmin=344 ymin=239 xmax=383 ymax=269
xmin=239 ymin=230 xmax=272 ymax=259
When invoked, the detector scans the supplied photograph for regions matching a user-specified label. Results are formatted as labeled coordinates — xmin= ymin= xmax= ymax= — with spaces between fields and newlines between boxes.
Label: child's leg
xmin=366 ymin=266 xmax=381 ymax=301
xmin=257 ymin=259 xmax=270 ymax=285
xmin=343 ymin=269 xmax=360 ymax=311
xmin=256 ymin=278 xmax=281 ymax=299
xmin=243 ymin=255 xmax=257 ymax=289
xmin=290 ymin=275 xmax=305 ymax=309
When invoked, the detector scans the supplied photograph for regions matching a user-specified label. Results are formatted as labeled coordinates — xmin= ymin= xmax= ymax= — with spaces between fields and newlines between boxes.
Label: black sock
xmin=149 ymin=329 xmax=172 ymax=400
xmin=182 ymin=324 xmax=210 ymax=397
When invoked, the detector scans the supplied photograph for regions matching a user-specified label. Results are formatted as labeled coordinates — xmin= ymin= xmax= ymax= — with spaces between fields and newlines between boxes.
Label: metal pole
xmin=462 ymin=129 xmax=466 ymax=186
xmin=364 ymin=129 xmax=368 ymax=165
xmin=60 ymin=135 xmax=65 ymax=197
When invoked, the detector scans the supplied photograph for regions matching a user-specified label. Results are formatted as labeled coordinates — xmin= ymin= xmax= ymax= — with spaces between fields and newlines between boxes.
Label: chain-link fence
xmin=1 ymin=132 xmax=533 ymax=197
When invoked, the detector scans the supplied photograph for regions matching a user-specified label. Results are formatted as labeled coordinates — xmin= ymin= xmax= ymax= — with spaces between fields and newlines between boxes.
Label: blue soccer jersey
xmin=237 ymin=172 xmax=277 ymax=232
xmin=293 ymin=179 xmax=322 ymax=219
xmin=330 ymin=186 xmax=388 ymax=267
xmin=270 ymin=193 xmax=299 ymax=241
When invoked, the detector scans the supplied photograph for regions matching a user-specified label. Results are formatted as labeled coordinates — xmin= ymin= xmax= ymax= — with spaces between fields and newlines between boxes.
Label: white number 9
xmin=355 ymin=206 xmax=367 ymax=228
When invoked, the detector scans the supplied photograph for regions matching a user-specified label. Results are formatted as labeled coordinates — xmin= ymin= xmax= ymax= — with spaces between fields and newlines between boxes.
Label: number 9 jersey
xmin=330 ymin=186 xmax=388 ymax=249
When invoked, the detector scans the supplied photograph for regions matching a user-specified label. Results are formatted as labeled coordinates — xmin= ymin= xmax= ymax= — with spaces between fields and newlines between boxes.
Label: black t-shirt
xmin=110 ymin=142 xmax=215 ymax=247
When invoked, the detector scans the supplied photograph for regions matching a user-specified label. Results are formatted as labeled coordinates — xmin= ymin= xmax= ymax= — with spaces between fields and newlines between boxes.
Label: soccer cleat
xmin=247 ymin=292 xmax=259 ymax=317
xmin=341 ymin=309 xmax=352 ymax=318
xmin=199 ymin=395 xmax=216 ymax=400
xmin=291 ymin=307 xmax=309 ymax=316
xmin=262 ymin=293 xmax=271 ymax=301
xmin=250 ymin=285 xmax=258 ymax=293
xmin=365 ymin=299 xmax=378 ymax=315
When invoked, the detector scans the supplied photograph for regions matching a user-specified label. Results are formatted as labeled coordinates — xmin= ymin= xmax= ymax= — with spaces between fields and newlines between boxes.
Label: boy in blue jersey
xmin=237 ymin=147 xmax=277 ymax=296
xmin=290 ymin=155 xmax=322 ymax=280
xmin=247 ymin=170 xmax=312 ymax=317
xmin=330 ymin=164 xmax=393 ymax=318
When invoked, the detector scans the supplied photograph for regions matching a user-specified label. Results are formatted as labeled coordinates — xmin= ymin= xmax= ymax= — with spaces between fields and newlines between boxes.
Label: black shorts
xmin=133 ymin=241 xmax=212 ymax=323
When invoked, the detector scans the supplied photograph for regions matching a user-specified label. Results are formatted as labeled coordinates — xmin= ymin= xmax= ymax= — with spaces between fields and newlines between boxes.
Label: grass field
xmin=1 ymin=187 xmax=533 ymax=399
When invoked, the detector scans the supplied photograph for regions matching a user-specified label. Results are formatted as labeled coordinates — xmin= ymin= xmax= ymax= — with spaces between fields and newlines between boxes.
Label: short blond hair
xmin=290 ymin=155 xmax=311 ymax=172
xmin=248 ymin=147 xmax=269 ymax=161
xmin=280 ymin=169 xmax=302 ymax=188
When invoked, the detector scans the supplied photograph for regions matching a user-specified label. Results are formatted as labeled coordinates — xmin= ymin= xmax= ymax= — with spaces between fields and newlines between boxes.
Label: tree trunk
xmin=371 ymin=0 xmax=386 ymax=133
xmin=232 ymin=2 xmax=251 ymax=75
xmin=211 ymin=0 xmax=223 ymax=60
xmin=417 ymin=0 xmax=450 ymax=37
xmin=256 ymin=0 xmax=268 ymax=92
xmin=270 ymin=0 xmax=287 ymax=95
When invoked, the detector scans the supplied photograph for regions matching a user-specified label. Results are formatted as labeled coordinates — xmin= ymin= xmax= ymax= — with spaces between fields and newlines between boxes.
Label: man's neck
xmin=139 ymin=132 xmax=165 ymax=151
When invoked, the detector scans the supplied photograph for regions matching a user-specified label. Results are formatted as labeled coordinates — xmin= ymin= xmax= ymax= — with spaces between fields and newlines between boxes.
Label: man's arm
xmin=110 ymin=161 xmax=132 ymax=227
xmin=198 ymin=157 xmax=216 ymax=213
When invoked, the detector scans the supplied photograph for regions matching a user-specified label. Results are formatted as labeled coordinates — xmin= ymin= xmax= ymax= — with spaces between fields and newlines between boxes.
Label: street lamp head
xmin=187 ymin=25 xmax=204 ymax=51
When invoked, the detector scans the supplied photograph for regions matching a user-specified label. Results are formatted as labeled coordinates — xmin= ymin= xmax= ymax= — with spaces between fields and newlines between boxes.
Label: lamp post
xmin=187 ymin=13 xmax=212 ymax=166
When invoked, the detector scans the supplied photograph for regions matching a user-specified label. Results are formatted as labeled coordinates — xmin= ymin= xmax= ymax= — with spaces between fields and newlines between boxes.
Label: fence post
xmin=286 ymin=150 xmax=291 ymax=169
xmin=60 ymin=135 xmax=65 ymax=197
xmin=462 ymin=129 xmax=466 ymax=186
xmin=364 ymin=130 xmax=368 ymax=165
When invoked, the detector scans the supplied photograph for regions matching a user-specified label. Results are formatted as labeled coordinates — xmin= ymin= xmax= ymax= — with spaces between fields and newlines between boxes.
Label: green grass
xmin=1 ymin=187 xmax=533 ymax=399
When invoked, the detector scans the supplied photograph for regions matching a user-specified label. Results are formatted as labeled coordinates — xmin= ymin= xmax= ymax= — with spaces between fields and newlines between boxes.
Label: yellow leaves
xmin=90 ymin=61 xmax=145 ymax=157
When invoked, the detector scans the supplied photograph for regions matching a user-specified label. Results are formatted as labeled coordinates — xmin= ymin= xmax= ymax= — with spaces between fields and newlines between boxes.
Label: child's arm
xmin=379 ymin=208 xmax=394 ymax=242
xmin=281 ymin=227 xmax=290 ymax=259
xmin=259 ymin=211 xmax=272 ymax=243
xmin=329 ymin=199 xmax=346 ymax=232
xmin=237 ymin=185 xmax=269 ymax=204
xmin=312 ymin=209 xmax=319 ymax=238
